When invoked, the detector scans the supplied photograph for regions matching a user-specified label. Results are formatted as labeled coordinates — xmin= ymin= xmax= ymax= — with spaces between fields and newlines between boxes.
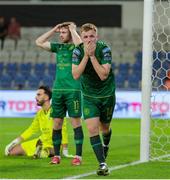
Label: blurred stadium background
xmin=0 ymin=0 xmax=170 ymax=178
xmin=0 ymin=0 xmax=145 ymax=90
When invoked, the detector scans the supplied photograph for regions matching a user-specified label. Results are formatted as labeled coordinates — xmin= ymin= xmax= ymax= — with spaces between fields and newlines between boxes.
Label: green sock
xmin=74 ymin=126 xmax=84 ymax=156
xmin=52 ymin=129 xmax=62 ymax=156
xmin=102 ymin=129 xmax=112 ymax=146
xmin=90 ymin=135 xmax=105 ymax=163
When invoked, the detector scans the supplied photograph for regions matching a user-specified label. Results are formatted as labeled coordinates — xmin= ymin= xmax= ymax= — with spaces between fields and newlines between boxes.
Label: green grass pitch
xmin=0 ymin=118 xmax=170 ymax=179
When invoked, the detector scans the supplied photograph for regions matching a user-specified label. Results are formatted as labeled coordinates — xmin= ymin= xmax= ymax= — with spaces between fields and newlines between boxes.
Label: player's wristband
xmin=9 ymin=138 xmax=21 ymax=148
xmin=12 ymin=138 xmax=21 ymax=145
xmin=5 ymin=138 xmax=21 ymax=156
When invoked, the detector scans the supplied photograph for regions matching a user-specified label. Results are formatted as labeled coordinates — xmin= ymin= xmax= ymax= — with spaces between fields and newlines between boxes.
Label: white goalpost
xmin=140 ymin=0 xmax=170 ymax=162
xmin=140 ymin=0 xmax=154 ymax=162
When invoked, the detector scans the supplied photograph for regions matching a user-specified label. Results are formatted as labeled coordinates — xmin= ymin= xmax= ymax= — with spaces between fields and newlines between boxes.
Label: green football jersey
xmin=50 ymin=42 xmax=80 ymax=90
xmin=72 ymin=40 xmax=115 ymax=97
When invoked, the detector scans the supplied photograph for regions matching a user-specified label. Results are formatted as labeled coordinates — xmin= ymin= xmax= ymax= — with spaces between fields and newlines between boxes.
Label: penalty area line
xmin=65 ymin=160 xmax=142 ymax=179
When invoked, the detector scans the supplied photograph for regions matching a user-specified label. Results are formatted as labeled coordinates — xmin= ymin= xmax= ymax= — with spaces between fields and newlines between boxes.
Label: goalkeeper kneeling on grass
xmin=5 ymin=85 xmax=73 ymax=159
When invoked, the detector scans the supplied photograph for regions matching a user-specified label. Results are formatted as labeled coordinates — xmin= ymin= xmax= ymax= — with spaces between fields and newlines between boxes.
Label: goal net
xmin=150 ymin=0 xmax=170 ymax=161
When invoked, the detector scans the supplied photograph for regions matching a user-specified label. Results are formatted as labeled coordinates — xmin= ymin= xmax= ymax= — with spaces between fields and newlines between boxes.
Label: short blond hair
xmin=80 ymin=23 xmax=98 ymax=34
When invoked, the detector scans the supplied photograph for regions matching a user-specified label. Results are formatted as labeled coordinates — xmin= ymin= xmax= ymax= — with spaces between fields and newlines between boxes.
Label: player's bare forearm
xmin=70 ymin=30 xmax=82 ymax=46
xmin=72 ymin=55 xmax=89 ymax=79
xmin=35 ymin=27 xmax=56 ymax=51
xmin=69 ymin=23 xmax=82 ymax=46
xmin=90 ymin=56 xmax=110 ymax=81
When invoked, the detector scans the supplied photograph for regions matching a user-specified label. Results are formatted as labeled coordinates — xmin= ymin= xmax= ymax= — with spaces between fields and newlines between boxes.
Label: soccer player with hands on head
xmin=35 ymin=22 xmax=84 ymax=165
xmin=5 ymin=86 xmax=71 ymax=158
xmin=72 ymin=23 xmax=116 ymax=176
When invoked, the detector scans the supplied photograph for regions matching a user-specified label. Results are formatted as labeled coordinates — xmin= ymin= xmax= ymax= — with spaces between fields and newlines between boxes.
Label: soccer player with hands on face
xmin=35 ymin=22 xmax=84 ymax=165
xmin=5 ymin=86 xmax=71 ymax=158
xmin=72 ymin=23 xmax=116 ymax=176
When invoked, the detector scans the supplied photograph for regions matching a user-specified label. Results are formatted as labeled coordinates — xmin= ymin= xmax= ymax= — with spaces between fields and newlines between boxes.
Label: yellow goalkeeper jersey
xmin=21 ymin=107 xmax=68 ymax=148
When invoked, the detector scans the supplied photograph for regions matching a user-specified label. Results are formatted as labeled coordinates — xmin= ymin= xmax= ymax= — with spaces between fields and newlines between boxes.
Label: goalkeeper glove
xmin=5 ymin=138 xmax=21 ymax=156
xmin=33 ymin=139 xmax=43 ymax=159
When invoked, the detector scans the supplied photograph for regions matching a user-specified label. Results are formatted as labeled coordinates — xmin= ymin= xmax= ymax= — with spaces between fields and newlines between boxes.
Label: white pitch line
xmin=65 ymin=160 xmax=142 ymax=179
xmin=65 ymin=154 xmax=170 ymax=179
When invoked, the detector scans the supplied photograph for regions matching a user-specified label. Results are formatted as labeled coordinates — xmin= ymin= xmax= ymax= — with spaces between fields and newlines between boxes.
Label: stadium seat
xmin=113 ymin=28 xmax=129 ymax=41
xmin=111 ymin=62 xmax=115 ymax=71
xmin=167 ymin=52 xmax=170 ymax=59
xmin=118 ymin=63 xmax=130 ymax=71
xmin=130 ymin=28 xmax=143 ymax=41
xmin=152 ymin=58 xmax=161 ymax=70
xmin=48 ymin=63 xmax=56 ymax=79
xmin=3 ymin=39 xmax=16 ymax=51
xmin=0 ymin=74 xmax=13 ymax=89
xmin=112 ymin=39 xmax=125 ymax=50
xmin=132 ymin=70 xmax=142 ymax=81
xmin=29 ymin=40 xmax=41 ymax=52
xmin=24 ymin=51 xmax=37 ymax=63
xmin=27 ymin=74 xmax=40 ymax=89
xmin=31 ymin=27 xmax=45 ymax=38
xmin=10 ymin=51 xmax=24 ymax=63
xmin=157 ymin=69 xmax=166 ymax=79
xmin=152 ymin=77 xmax=162 ymax=88
xmin=111 ymin=50 xmax=122 ymax=65
xmin=153 ymin=51 xmax=162 ymax=60
xmin=0 ymin=50 xmax=10 ymax=63
xmin=126 ymin=40 xmax=138 ymax=49
xmin=152 ymin=69 xmax=156 ymax=79
xmin=6 ymin=62 xmax=17 ymax=77
xmin=42 ymin=74 xmax=54 ymax=88
xmin=115 ymin=74 xmax=126 ymax=89
xmin=162 ymin=60 xmax=170 ymax=70
xmin=0 ymin=62 xmax=4 ymax=76
xmin=127 ymin=74 xmax=140 ymax=89
xmin=135 ymin=51 xmax=142 ymax=62
xmin=131 ymin=62 xmax=142 ymax=73
xmin=122 ymin=51 xmax=136 ymax=64
xmin=16 ymin=39 xmax=29 ymax=52
xmin=37 ymin=51 xmax=51 ymax=63
xmin=34 ymin=63 xmax=46 ymax=79
xmin=13 ymin=74 xmax=26 ymax=89
xmin=19 ymin=62 xmax=32 ymax=79
xmin=98 ymin=28 xmax=114 ymax=47
xmin=21 ymin=27 xmax=33 ymax=40
xmin=118 ymin=63 xmax=130 ymax=79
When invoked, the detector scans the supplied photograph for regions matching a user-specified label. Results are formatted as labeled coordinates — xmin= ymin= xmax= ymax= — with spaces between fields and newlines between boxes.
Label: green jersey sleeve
xmin=72 ymin=47 xmax=82 ymax=65
xmin=50 ymin=42 xmax=61 ymax=53
xmin=100 ymin=46 xmax=112 ymax=65
xmin=95 ymin=40 xmax=112 ymax=65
